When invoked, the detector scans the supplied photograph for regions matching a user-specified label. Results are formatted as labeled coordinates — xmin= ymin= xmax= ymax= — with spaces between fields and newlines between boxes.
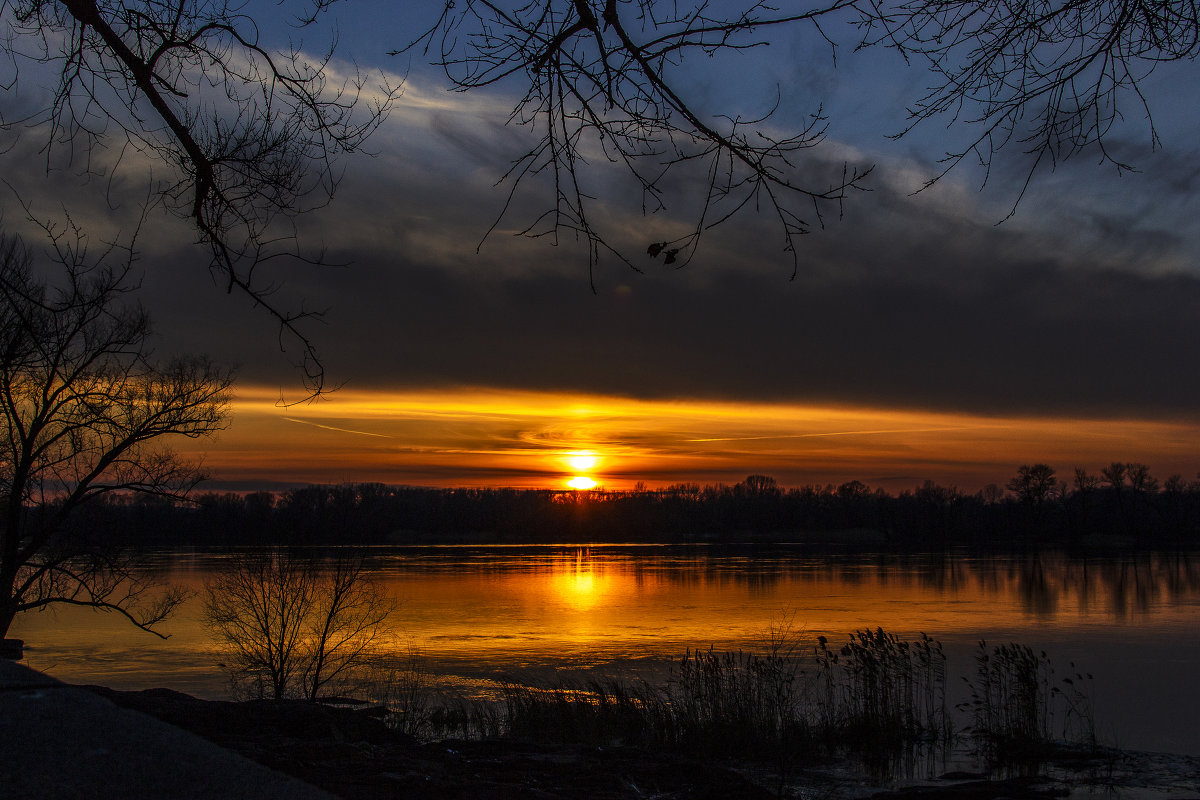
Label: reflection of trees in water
xmin=362 ymin=547 xmax=1200 ymax=620
xmin=1005 ymin=552 xmax=1200 ymax=619
xmin=1016 ymin=556 xmax=1058 ymax=617
xmin=900 ymin=551 xmax=1200 ymax=619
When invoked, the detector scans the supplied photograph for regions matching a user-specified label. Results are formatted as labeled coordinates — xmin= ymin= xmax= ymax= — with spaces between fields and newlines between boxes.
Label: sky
xmin=3 ymin=0 xmax=1200 ymax=492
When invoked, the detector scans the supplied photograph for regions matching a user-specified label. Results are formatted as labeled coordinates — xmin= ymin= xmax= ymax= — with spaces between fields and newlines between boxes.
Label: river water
xmin=12 ymin=545 xmax=1200 ymax=756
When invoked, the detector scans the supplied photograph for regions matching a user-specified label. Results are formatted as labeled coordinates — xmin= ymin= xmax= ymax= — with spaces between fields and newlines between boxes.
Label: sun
xmin=565 ymin=451 xmax=600 ymax=472
xmin=567 ymin=476 xmax=598 ymax=490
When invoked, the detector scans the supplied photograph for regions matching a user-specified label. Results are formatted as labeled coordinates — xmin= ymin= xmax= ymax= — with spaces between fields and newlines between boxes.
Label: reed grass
xmin=499 ymin=679 xmax=666 ymax=747
xmin=374 ymin=628 xmax=1097 ymax=777
xmin=960 ymin=641 xmax=1098 ymax=761
xmin=363 ymin=649 xmax=436 ymax=738
xmin=814 ymin=628 xmax=949 ymax=750
xmin=1056 ymin=661 xmax=1097 ymax=748
xmin=455 ymin=628 xmax=953 ymax=765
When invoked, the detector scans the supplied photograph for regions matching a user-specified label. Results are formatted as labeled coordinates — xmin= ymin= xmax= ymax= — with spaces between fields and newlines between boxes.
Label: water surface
xmin=13 ymin=545 xmax=1200 ymax=755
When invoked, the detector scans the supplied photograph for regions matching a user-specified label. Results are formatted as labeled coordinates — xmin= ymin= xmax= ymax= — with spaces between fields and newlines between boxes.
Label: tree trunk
xmin=0 ymin=601 xmax=17 ymax=642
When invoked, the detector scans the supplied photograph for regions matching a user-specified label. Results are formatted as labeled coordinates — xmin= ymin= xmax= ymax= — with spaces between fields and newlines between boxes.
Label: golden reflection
xmin=552 ymin=551 xmax=603 ymax=610
xmin=567 ymin=476 xmax=598 ymax=490
xmin=12 ymin=549 xmax=1200 ymax=703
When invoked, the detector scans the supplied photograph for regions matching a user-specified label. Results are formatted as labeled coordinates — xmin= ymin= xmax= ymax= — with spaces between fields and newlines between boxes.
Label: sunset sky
xmin=4 ymin=0 xmax=1200 ymax=492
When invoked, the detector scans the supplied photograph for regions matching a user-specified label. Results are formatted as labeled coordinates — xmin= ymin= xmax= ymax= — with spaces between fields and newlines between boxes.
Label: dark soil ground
xmin=83 ymin=686 xmax=1158 ymax=799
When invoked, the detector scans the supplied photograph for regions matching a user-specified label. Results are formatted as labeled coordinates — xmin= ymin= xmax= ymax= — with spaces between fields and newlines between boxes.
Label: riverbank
xmin=66 ymin=677 xmax=1200 ymax=799
xmin=0 ymin=659 xmax=333 ymax=800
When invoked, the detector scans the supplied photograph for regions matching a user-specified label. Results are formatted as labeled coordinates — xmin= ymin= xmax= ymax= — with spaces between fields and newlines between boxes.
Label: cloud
xmin=191 ymin=385 xmax=1200 ymax=490
xmin=236 ymin=220 xmax=1200 ymax=419
xmin=115 ymin=85 xmax=1200 ymax=420
xmin=5 ymin=66 xmax=1200 ymax=423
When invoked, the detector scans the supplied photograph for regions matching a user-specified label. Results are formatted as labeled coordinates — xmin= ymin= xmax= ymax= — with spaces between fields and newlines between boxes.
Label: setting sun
xmin=175 ymin=386 xmax=1200 ymax=493
xmin=565 ymin=451 xmax=600 ymax=472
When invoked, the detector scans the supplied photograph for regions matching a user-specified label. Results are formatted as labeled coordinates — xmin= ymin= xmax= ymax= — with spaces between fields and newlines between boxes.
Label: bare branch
xmin=1 ymin=217 xmax=231 ymax=639
xmin=3 ymin=0 xmax=399 ymax=394
xmin=410 ymin=0 xmax=1194 ymax=257
xmin=403 ymin=0 xmax=872 ymax=280
xmin=855 ymin=0 xmax=1200 ymax=202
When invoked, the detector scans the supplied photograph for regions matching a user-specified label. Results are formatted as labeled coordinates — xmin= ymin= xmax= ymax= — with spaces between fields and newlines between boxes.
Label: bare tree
xmin=2 ymin=0 xmax=398 ymax=394
xmin=0 ymin=221 xmax=233 ymax=640
xmin=1006 ymin=464 xmax=1058 ymax=505
xmin=411 ymin=0 xmax=1197 ymax=271
xmin=302 ymin=556 xmax=395 ymax=701
xmin=203 ymin=552 xmax=315 ymax=699
xmin=204 ymin=551 xmax=394 ymax=701
xmin=405 ymin=0 xmax=872 ymax=280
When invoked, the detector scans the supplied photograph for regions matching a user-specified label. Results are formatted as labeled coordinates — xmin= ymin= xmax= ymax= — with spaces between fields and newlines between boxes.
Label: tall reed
xmin=485 ymin=627 xmax=953 ymax=763
xmin=961 ymin=641 xmax=1097 ymax=760
xmin=500 ymin=679 xmax=666 ymax=748
xmin=814 ymin=628 xmax=950 ymax=751
xmin=374 ymin=628 xmax=1096 ymax=778
xmin=666 ymin=645 xmax=810 ymax=756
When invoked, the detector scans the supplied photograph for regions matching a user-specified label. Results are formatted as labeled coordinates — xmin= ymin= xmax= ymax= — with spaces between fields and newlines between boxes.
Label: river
xmin=12 ymin=545 xmax=1200 ymax=756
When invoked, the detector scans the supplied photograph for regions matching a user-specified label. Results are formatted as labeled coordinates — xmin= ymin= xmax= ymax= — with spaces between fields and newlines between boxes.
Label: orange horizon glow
xmin=172 ymin=385 xmax=1200 ymax=493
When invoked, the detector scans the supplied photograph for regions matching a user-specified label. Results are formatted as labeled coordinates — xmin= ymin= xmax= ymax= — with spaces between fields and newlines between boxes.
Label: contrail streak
xmin=280 ymin=417 xmax=394 ymax=438
xmin=686 ymin=426 xmax=975 ymax=443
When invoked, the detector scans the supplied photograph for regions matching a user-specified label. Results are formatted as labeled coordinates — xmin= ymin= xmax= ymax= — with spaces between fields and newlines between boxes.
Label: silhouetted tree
xmin=741 ymin=474 xmax=782 ymax=497
xmin=1101 ymin=462 xmax=1128 ymax=491
xmin=1007 ymin=464 xmax=1058 ymax=506
xmin=1159 ymin=474 xmax=1191 ymax=538
xmin=23 ymin=470 xmax=1199 ymax=551
xmin=906 ymin=480 xmax=964 ymax=546
xmin=1073 ymin=468 xmax=1101 ymax=495
xmin=0 ymin=226 xmax=232 ymax=640
xmin=1066 ymin=467 xmax=1102 ymax=539
xmin=1101 ymin=461 xmax=1156 ymax=536
xmin=203 ymin=551 xmax=394 ymax=700
xmin=2 ymin=0 xmax=397 ymax=393
xmin=1124 ymin=462 xmax=1161 ymax=540
xmin=837 ymin=480 xmax=870 ymax=500
xmin=1125 ymin=463 xmax=1159 ymax=495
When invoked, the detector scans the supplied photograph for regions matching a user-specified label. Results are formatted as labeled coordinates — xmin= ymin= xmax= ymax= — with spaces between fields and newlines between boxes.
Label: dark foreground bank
xmin=0 ymin=659 xmax=332 ymax=800
xmin=83 ymin=684 xmax=1200 ymax=800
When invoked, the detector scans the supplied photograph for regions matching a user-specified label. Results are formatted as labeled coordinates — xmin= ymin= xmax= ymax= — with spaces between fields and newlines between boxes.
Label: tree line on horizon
xmin=80 ymin=463 xmax=1200 ymax=548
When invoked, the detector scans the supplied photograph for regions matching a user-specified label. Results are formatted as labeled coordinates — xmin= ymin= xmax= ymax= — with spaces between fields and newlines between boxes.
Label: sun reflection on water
xmin=552 ymin=551 xmax=604 ymax=610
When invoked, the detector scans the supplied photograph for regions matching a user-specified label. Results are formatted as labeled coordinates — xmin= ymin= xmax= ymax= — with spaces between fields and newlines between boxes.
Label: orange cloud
xmin=176 ymin=386 xmax=1200 ymax=492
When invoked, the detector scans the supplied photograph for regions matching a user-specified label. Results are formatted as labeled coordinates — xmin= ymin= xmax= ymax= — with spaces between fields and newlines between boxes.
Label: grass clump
xmin=373 ymin=628 xmax=1098 ymax=782
xmin=814 ymin=628 xmax=949 ymax=751
xmin=961 ymin=641 xmax=1098 ymax=763
xmin=500 ymin=679 xmax=666 ymax=748
xmin=489 ymin=627 xmax=955 ymax=768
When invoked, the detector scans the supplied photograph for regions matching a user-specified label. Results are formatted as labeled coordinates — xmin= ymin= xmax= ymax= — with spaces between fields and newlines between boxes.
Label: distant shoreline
xmin=80 ymin=478 xmax=1200 ymax=550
